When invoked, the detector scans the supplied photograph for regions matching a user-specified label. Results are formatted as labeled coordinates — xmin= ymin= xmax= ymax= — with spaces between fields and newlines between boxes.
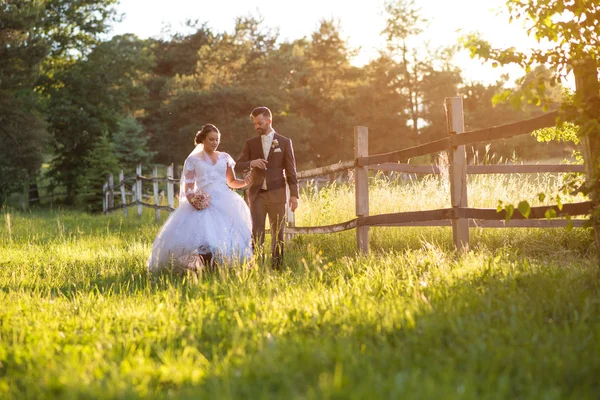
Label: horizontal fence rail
xmin=19 ymin=183 xmax=70 ymax=210
xmin=357 ymin=111 xmax=559 ymax=167
xmin=368 ymin=163 xmax=585 ymax=175
xmin=295 ymin=162 xmax=584 ymax=181
xmin=283 ymin=201 xmax=592 ymax=235
xmin=363 ymin=201 xmax=592 ymax=226
xmin=297 ymin=160 xmax=355 ymax=179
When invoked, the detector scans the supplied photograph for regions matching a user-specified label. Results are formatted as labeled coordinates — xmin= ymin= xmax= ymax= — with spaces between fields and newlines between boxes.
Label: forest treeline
xmin=0 ymin=0 xmax=571 ymax=209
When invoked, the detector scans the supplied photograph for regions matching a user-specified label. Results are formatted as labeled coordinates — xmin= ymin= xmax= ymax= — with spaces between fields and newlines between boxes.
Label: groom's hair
xmin=250 ymin=106 xmax=272 ymax=120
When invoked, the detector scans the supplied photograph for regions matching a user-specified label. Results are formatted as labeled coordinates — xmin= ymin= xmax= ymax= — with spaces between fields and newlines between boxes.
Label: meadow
xmin=1 ymin=172 xmax=599 ymax=399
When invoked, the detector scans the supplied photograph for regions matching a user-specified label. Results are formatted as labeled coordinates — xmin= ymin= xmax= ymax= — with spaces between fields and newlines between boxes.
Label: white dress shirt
xmin=260 ymin=129 xmax=275 ymax=189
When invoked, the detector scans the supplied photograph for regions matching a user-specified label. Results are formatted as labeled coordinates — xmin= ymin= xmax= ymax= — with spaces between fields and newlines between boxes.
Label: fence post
xmin=167 ymin=163 xmax=174 ymax=212
xmin=103 ymin=182 xmax=108 ymax=213
xmin=136 ymin=164 xmax=143 ymax=218
xmin=119 ymin=170 xmax=128 ymax=217
xmin=131 ymin=183 xmax=136 ymax=210
xmin=445 ymin=97 xmax=470 ymax=252
xmin=354 ymin=126 xmax=369 ymax=254
xmin=176 ymin=164 xmax=182 ymax=198
xmin=108 ymin=174 xmax=115 ymax=211
xmin=153 ymin=166 xmax=160 ymax=223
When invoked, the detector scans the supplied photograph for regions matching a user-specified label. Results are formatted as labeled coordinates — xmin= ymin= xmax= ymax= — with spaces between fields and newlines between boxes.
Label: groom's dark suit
xmin=236 ymin=132 xmax=298 ymax=268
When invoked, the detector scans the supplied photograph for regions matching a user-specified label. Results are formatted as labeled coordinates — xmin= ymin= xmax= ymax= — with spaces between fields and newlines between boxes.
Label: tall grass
xmin=298 ymin=171 xmax=593 ymax=258
xmin=0 ymin=173 xmax=598 ymax=399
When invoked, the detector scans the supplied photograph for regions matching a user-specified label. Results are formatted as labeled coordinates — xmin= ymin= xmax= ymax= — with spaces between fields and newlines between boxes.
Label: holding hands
xmin=243 ymin=173 xmax=253 ymax=187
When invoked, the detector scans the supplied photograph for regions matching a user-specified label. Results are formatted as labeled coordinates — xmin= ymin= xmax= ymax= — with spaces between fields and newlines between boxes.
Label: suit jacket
xmin=236 ymin=132 xmax=299 ymax=204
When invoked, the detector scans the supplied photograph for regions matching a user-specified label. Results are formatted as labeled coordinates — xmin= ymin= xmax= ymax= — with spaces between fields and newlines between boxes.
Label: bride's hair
xmin=195 ymin=124 xmax=220 ymax=145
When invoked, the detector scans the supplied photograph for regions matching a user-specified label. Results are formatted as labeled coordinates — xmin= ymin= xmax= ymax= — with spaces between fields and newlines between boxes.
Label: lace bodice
xmin=182 ymin=152 xmax=236 ymax=193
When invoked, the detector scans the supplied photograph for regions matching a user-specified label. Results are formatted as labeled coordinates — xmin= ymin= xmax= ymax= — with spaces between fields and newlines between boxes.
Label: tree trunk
xmin=29 ymin=182 xmax=40 ymax=205
xmin=573 ymin=55 xmax=600 ymax=264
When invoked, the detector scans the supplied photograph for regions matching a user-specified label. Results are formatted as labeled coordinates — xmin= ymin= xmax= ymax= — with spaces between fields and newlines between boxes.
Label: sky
xmin=110 ymin=0 xmax=556 ymax=87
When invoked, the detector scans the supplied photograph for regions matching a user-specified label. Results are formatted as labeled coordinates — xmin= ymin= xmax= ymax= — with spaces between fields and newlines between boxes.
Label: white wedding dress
xmin=147 ymin=150 xmax=252 ymax=272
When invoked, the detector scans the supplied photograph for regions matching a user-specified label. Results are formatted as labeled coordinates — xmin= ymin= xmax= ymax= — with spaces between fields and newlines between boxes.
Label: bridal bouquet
xmin=187 ymin=189 xmax=211 ymax=210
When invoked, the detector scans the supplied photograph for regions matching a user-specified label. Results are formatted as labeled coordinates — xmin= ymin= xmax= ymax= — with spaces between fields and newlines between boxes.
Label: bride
xmin=147 ymin=124 xmax=253 ymax=272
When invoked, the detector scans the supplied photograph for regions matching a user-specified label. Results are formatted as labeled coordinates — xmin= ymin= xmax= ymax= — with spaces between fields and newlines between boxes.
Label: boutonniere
xmin=271 ymin=139 xmax=279 ymax=149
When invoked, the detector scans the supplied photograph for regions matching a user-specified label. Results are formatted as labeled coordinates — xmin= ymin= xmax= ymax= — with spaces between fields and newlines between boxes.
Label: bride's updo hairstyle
xmin=195 ymin=124 xmax=220 ymax=145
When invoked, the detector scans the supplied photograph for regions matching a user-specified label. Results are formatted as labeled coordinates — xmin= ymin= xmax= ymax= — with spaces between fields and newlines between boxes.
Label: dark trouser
xmin=250 ymin=190 xmax=286 ymax=268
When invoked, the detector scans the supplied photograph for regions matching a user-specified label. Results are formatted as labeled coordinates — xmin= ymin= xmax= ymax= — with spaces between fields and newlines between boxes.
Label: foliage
xmin=461 ymin=73 xmax=574 ymax=161
xmin=0 ymin=0 xmax=119 ymax=206
xmin=461 ymin=0 xmax=600 ymax=248
xmin=0 ymin=2 xmax=50 ymax=203
xmin=461 ymin=1 xmax=599 ymax=140
xmin=3 ymin=1 xmax=583 ymax=211
xmin=46 ymin=34 xmax=154 ymax=201
xmin=382 ymin=0 xmax=464 ymax=146
xmin=112 ymin=115 xmax=157 ymax=172
xmin=0 ymin=93 xmax=48 ymax=203
xmin=78 ymin=133 xmax=120 ymax=212
xmin=36 ymin=0 xmax=119 ymax=60
xmin=351 ymin=55 xmax=411 ymax=155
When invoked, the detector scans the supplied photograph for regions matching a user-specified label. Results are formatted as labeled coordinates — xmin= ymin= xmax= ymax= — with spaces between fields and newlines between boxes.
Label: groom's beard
xmin=256 ymin=126 xmax=270 ymax=135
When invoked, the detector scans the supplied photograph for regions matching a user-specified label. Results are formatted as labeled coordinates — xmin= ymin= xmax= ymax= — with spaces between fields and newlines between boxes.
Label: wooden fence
xmin=18 ymin=184 xmax=68 ymax=210
xmin=103 ymin=97 xmax=593 ymax=253
xmin=103 ymin=165 xmax=177 ymax=220
xmin=288 ymin=97 xmax=591 ymax=253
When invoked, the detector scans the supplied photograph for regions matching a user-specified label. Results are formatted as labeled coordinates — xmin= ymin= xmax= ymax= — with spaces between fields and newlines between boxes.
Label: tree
xmin=419 ymin=48 xmax=463 ymax=144
xmin=46 ymin=34 xmax=154 ymax=202
xmin=79 ymin=133 xmax=119 ymax=212
xmin=351 ymin=55 xmax=412 ymax=155
xmin=0 ymin=0 xmax=119 ymax=205
xmin=112 ymin=115 xmax=156 ymax=172
xmin=296 ymin=20 xmax=360 ymax=164
xmin=462 ymin=0 xmax=600 ymax=258
xmin=0 ymin=94 xmax=48 ymax=204
xmin=382 ymin=0 xmax=465 ymax=152
xmin=146 ymin=18 xmax=317 ymax=168
xmin=459 ymin=68 xmax=572 ymax=162
xmin=0 ymin=2 xmax=50 ymax=203
xmin=382 ymin=0 xmax=428 ymax=137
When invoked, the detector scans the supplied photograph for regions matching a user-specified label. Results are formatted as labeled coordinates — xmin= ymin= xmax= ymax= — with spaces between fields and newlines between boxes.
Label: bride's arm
xmin=184 ymin=182 xmax=195 ymax=202
xmin=182 ymin=159 xmax=196 ymax=202
xmin=226 ymin=166 xmax=252 ymax=189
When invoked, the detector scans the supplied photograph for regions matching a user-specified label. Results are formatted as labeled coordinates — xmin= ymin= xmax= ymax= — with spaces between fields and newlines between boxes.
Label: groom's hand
xmin=289 ymin=196 xmax=299 ymax=212
xmin=250 ymin=159 xmax=268 ymax=169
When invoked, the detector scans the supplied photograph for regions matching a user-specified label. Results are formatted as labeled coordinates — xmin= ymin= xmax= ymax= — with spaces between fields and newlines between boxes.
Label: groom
xmin=236 ymin=106 xmax=299 ymax=269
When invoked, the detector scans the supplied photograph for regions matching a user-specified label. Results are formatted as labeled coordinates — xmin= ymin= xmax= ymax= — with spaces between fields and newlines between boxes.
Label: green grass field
xmin=1 ymin=174 xmax=599 ymax=399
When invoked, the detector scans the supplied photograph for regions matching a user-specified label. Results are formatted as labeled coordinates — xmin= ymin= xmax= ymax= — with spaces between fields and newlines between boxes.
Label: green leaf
xmin=542 ymin=16 xmax=552 ymax=28
xmin=538 ymin=192 xmax=546 ymax=203
xmin=565 ymin=215 xmax=573 ymax=232
xmin=518 ymin=201 xmax=531 ymax=218
xmin=496 ymin=200 xmax=504 ymax=213
xmin=556 ymin=195 xmax=563 ymax=211
xmin=545 ymin=209 xmax=557 ymax=219
xmin=505 ymin=204 xmax=515 ymax=222
xmin=509 ymin=95 xmax=522 ymax=110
